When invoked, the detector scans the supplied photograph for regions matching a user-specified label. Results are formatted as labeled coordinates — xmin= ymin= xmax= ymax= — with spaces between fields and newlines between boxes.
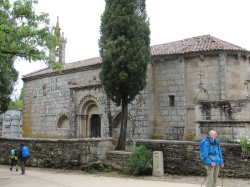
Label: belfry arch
xmin=79 ymin=100 xmax=101 ymax=138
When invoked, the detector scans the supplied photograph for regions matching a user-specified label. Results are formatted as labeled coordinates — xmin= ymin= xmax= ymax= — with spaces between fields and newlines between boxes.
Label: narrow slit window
xmin=169 ymin=95 xmax=175 ymax=107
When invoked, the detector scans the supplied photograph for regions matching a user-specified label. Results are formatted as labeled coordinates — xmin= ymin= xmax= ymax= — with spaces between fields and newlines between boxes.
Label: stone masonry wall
xmin=134 ymin=139 xmax=249 ymax=178
xmin=185 ymin=55 xmax=221 ymax=105
xmin=106 ymin=151 xmax=130 ymax=167
xmin=22 ymin=67 xmax=102 ymax=138
xmin=22 ymin=53 xmax=249 ymax=141
xmin=0 ymin=138 xmax=112 ymax=169
xmin=150 ymin=54 xmax=249 ymax=141
xmin=23 ymin=65 xmax=152 ymax=142
xmin=226 ymin=55 xmax=249 ymax=100
xmin=151 ymin=58 xmax=186 ymax=140
xmin=195 ymin=99 xmax=250 ymax=142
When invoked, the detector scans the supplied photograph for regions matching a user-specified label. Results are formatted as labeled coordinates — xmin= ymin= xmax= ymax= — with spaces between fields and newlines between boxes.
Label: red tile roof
xmin=151 ymin=34 xmax=249 ymax=56
xmin=23 ymin=35 xmax=249 ymax=79
xmin=23 ymin=57 xmax=102 ymax=79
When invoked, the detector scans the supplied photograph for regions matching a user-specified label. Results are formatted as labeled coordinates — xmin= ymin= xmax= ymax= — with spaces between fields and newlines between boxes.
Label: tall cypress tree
xmin=99 ymin=0 xmax=151 ymax=150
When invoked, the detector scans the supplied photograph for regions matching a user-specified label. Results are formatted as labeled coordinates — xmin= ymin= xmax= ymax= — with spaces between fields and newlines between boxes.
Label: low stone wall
xmin=0 ymin=137 xmax=112 ymax=169
xmin=106 ymin=151 xmax=131 ymax=166
xmin=134 ymin=139 xmax=249 ymax=178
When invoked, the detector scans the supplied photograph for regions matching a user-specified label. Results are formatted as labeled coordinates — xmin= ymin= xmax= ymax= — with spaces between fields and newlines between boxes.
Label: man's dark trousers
xmin=20 ymin=160 xmax=26 ymax=174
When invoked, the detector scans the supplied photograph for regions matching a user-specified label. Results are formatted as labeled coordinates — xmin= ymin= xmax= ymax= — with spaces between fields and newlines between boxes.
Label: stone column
xmin=218 ymin=53 xmax=227 ymax=100
xmin=69 ymin=89 xmax=76 ymax=138
xmin=82 ymin=115 xmax=88 ymax=138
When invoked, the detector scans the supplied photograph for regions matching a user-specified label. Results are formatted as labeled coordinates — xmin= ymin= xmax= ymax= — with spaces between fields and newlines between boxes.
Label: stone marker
xmin=152 ymin=151 xmax=164 ymax=177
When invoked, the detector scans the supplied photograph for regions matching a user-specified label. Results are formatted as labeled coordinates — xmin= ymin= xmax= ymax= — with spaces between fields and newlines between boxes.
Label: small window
xmin=169 ymin=95 xmax=175 ymax=107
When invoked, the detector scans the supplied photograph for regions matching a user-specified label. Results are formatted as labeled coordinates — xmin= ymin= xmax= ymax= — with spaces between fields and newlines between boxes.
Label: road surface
xmin=0 ymin=165 xmax=248 ymax=187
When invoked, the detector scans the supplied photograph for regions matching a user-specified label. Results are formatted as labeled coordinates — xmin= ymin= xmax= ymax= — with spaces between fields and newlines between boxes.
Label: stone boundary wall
xmin=134 ymin=139 xmax=249 ymax=178
xmin=106 ymin=151 xmax=131 ymax=167
xmin=0 ymin=138 xmax=112 ymax=169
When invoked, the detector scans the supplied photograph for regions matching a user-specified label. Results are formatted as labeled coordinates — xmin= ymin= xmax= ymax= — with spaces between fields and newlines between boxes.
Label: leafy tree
xmin=8 ymin=87 xmax=23 ymax=111
xmin=0 ymin=57 xmax=18 ymax=113
xmin=0 ymin=0 xmax=61 ymax=113
xmin=99 ymin=0 xmax=151 ymax=150
xmin=19 ymin=88 xmax=23 ymax=100
xmin=8 ymin=98 xmax=23 ymax=111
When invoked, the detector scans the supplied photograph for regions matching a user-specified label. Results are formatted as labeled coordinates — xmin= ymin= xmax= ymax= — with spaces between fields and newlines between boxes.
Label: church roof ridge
xmin=23 ymin=35 xmax=249 ymax=80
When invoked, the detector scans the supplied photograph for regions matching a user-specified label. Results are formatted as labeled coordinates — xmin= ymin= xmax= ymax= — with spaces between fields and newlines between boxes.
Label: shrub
xmin=240 ymin=138 xmax=250 ymax=157
xmin=101 ymin=165 xmax=113 ymax=173
xmin=128 ymin=145 xmax=153 ymax=175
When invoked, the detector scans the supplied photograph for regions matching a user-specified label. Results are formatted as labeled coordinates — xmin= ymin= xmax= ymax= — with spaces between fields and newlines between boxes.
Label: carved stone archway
xmin=79 ymin=100 xmax=101 ymax=138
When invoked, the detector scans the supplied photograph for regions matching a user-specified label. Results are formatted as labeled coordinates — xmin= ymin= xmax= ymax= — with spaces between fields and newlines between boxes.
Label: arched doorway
xmin=80 ymin=100 xmax=101 ymax=138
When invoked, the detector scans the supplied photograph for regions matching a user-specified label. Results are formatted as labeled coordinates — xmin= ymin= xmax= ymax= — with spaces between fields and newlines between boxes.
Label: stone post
xmin=152 ymin=151 xmax=164 ymax=176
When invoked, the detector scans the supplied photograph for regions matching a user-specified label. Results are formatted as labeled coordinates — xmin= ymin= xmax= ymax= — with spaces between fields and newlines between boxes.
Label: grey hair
xmin=209 ymin=130 xmax=217 ymax=136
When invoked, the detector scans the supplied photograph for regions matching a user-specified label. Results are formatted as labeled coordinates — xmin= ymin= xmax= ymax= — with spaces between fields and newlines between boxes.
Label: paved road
xmin=1 ymin=165 xmax=249 ymax=187
xmin=0 ymin=165 xmax=200 ymax=187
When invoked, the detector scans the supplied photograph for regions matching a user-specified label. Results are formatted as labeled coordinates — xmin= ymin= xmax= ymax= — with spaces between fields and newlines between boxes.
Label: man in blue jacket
xmin=18 ymin=144 xmax=30 ymax=175
xmin=203 ymin=130 xmax=224 ymax=187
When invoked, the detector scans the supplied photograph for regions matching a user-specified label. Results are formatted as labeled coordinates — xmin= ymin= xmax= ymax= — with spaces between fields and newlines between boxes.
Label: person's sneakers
xmin=9 ymin=168 xmax=12 ymax=171
xmin=16 ymin=169 xmax=18 ymax=171
xmin=21 ymin=173 xmax=25 ymax=175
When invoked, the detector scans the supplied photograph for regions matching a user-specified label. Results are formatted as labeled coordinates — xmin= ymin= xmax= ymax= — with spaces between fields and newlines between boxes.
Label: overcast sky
xmin=13 ymin=0 xmax=250 ymax=98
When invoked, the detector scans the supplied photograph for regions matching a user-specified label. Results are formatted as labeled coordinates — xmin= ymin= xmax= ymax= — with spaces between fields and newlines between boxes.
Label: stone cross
xmin=198 ymin=72 xmax=204 ymax=83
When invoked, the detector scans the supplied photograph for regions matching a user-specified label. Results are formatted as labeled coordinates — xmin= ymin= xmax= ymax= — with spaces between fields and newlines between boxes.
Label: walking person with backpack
xmin=18 ymin=144 xmax=30 ymax=175
xmin=200 ymin=130 xmax=224 ymax=187
xmin=9 ymin=146 xmax=19 ymax=172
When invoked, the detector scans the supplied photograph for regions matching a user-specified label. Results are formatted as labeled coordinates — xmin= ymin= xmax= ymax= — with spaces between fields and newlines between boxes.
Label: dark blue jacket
xmin=203 ymin=137 xmax=224 ymax=166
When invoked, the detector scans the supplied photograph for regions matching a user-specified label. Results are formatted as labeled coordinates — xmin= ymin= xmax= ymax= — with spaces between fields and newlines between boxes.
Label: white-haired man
xmin=202 ymin=130 xmax=224 ymax=187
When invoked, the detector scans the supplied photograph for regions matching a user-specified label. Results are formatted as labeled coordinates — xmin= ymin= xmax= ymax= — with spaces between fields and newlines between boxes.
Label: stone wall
xmin=195 ymin=99 xmax=250 ymax=142
xmin=134 ymin=139 xmax=249 ymax=178
xmin=0 ymin=138 xmax=112 ymax=169
xmin=22 ymin=52 xmax=249 ymax=142
xmin=149 ymin=53 xmax=249 ymax=141
xmin=151 ymin=57 xmax=186 ymax=140
xmin=226 ymin=55 xmax=249 ymax=100
xmin=22 ymin=64 xmax=152 ymax=142
xmin=22 ymin=66 xmax=105 ymax=138
xmin=106 ymin=151 xmax=131 ymax=166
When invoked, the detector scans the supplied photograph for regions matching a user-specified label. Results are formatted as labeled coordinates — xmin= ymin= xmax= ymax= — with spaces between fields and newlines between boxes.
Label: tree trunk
xmin=107 ymin=98 xmax=112 ymax=137
xmin=115 ymin=100 xmax=128 ymax=150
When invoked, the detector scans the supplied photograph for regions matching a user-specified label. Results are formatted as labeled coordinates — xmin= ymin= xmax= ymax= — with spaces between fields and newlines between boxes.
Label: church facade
xmin=22 ymin=35 xmax=250 ymax=142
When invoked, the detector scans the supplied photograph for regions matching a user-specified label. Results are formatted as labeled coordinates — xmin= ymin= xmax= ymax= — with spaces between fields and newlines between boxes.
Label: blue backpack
xmin=199 ymin=138 xmax=210 ymax=162
xmin=22 ymin=146 xmax=30 ymax=157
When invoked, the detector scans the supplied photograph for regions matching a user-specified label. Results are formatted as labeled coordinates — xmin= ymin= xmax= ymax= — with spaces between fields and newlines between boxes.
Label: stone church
xmin=22 ymin=33 xmax=250 ymax=143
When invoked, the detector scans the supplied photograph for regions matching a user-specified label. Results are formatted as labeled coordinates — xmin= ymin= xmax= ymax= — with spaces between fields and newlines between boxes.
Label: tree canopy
xmin=0 ymin=0 xmax=61 ymax=113
xmin=99 ymin=0 xmax=151 ymax=150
